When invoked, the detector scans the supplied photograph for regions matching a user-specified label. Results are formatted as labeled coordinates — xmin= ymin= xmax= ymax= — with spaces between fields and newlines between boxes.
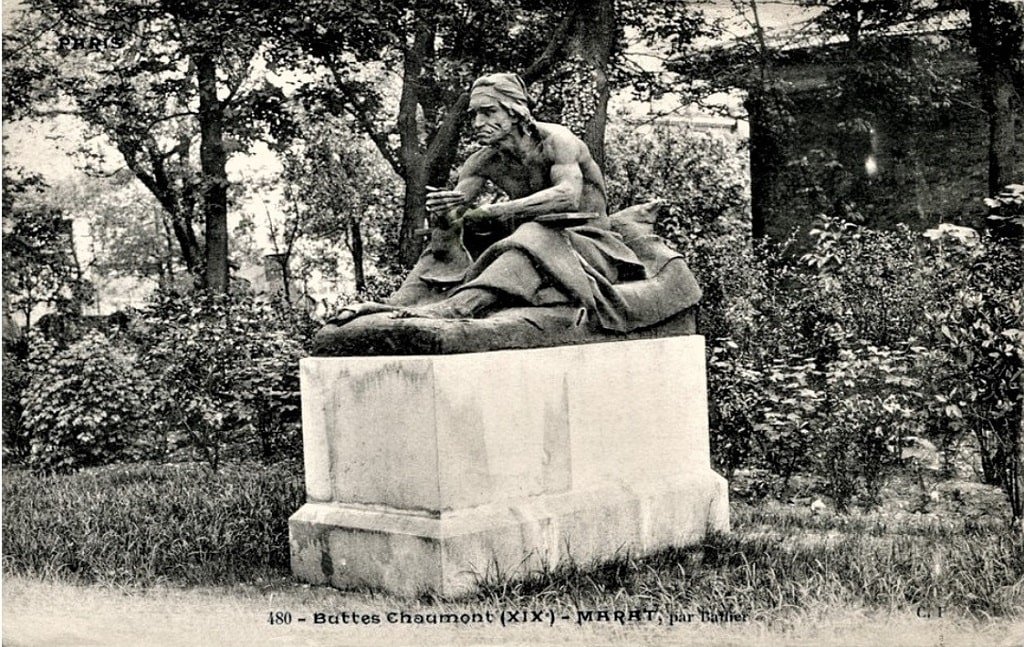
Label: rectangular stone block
xmin=291 ymin=335 xmax=728 ymax=596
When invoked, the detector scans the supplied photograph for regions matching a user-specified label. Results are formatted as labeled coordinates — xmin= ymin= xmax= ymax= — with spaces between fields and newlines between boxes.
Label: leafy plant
xmin=130 ymin=290 xmax=307 ymax=471
xmin=916 ymin=225 xmax=1023 ymax=522
xmin=985 ymin=183 xmax=1024 ymax=237
xmin=605 ymin=122 xmax=750 ymax=246
xmin=19 ymin=331 xmax=150 ymax=472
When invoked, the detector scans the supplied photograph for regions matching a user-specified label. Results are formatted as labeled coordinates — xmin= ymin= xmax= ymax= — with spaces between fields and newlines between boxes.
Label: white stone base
xmin=291 ymin=471 xmax=727 ymax=596
xmin=290 ymin=336 xmax=728 ymax=597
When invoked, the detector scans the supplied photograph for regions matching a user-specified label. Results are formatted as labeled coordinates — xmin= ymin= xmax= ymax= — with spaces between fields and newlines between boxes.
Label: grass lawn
xmin=3 ymin=464 xmax=1022 ymax=646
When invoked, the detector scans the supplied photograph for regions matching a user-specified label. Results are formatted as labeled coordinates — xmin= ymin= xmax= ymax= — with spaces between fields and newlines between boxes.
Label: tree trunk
xmin=746 ymin=91 xmax=776 ymax=240
xmin=399 ymin=169 xmax=428 ymax=267
xmin=170 ymin=218 xmax=202 ymax=273
xmin=196 ymin=54 xmax=230 ymax=293
xmin=985 ymin=75 xmax=1017 ymax=196
xmin=395 ymin=16 xmax=434 ymax=267
xmin=969 ymin=1 xmax=1023 ymax=197
xmin=121 ymin=144 xmax=203 ymax=273
xmin=280 ymin=253 xmax=292 ymax=305
xmin=350 ymin=219 xmax=366 ymax=293
xmin=576 ymin=0 xmax=615 ymax=171
xmin=746 ymin=0 xmax=778 ymax=240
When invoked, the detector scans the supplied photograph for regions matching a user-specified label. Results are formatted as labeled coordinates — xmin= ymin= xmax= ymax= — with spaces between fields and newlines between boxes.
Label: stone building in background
xmin=688 ymin=8 xmax=1023 ymax=243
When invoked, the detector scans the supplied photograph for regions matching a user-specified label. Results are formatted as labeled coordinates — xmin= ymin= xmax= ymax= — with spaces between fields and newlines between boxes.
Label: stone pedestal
xmin=289 ymin=336 xmax=728 ymax=597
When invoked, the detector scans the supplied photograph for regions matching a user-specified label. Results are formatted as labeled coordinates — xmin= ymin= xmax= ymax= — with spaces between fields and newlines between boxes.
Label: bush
xmin=604 ymin=122 xmax=749 ymax=240
xmin=9 ymin=289 xmax=312 ymax=474
xmin=813 ymin=341 xmax=924 ymax=509
xmin=129 ymin=290 xmax=307 ymax=471
xmin=692 ymin=215 xmax=984 ymax=510
xmin=19 ymin=331 xmax=151 ymax=472
xmin=2 ymin=338 xmax=32 ymax=463
xmin=915 ymin=226 xmax=1023 ymax=519
xmin=2 ymin=462 xmax=305 ymax=586
xmin=800 ymin=217 xmax=928 ymax=346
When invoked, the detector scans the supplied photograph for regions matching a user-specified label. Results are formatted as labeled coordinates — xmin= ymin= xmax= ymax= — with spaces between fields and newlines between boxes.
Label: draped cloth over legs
xmin=393 ymin=213 xmax=701 ymax=333
xmin=314 ymin=204 xmax=702 ymax=356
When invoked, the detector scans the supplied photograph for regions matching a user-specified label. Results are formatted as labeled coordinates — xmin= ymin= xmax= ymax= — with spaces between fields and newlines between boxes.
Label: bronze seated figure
xmin=313 ymin=73 xmax=701 ymax=357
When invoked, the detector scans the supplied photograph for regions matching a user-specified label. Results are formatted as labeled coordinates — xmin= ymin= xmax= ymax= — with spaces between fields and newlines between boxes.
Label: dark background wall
xmin=760 ymin=35 xmax=1023 ymax=241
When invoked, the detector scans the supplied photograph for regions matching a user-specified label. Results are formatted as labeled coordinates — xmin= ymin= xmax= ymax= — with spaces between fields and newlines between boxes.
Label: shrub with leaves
xmin=916 ymin=226 xmax=1023 ymax=520
xmin=697 ymin=236 xmax=820 ymax=480
xmin=604 ymin=122 xmax=749 ymax=247
xmin=130 ymin=290 xmax=306 ymax=471
xmin=19 ymin=331 xmax=150 ymax=472
xmin=700 ymin=216 xmax=946 ymax=509
xmin=2 ymin=338 xmax=33 ymax=464
xmin=814 ymin=341 xmax=925 ymax=509
xmin=801 ymin=217 xmax=927 ymax=346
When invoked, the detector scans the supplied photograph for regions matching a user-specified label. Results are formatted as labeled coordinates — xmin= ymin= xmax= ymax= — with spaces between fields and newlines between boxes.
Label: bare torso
xmin=465 ymin=122 xmax=608 ymax=217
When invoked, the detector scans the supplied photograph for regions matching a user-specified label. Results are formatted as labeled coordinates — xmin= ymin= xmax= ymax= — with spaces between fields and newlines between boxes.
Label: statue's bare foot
xmin=391 ymin=301 xmax=475 ymax=320
xmin=328 ymin=302 xmax=400 ymax=326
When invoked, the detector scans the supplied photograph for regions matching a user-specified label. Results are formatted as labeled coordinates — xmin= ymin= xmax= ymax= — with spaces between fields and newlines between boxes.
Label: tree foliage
xmin=2 ymin=171 xmax=93 ymax=330
xmin=3 ymin=0 xmax=300 ymax=290
xmin=274 ymin=116 xmax=403 ymax=295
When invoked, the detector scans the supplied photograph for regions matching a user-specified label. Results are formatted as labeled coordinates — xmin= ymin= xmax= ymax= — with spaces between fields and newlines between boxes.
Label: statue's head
xmin=469 ymin=73 xmax=534 ymax=144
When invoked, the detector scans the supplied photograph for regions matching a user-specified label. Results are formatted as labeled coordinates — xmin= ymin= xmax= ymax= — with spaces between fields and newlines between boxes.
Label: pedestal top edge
xmin=301 ymin=334 xmax=706 ymax=366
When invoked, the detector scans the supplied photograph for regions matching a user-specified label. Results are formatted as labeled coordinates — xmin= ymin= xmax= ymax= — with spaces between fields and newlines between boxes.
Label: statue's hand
xmin=426 ymin=185 xmax=467 ymax=213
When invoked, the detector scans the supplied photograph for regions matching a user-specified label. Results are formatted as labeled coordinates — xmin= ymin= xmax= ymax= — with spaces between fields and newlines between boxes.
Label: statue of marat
xmin=322 ymin=72 xmax=701 ymax=352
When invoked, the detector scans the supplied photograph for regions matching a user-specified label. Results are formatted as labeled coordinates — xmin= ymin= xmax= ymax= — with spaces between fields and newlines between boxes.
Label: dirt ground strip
xmin=3 ymin=577 xmax=1023 ymax=647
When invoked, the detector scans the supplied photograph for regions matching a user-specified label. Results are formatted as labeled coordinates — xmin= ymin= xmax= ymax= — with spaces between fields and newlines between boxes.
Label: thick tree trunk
xmin=746 ymin=0 xmax=777 ymax=240
xmin=746 ymin=92 xmax=775 ymax=240
xmin=969 ymin=1 xmax=1022 ymax=197
xmin=985 ymin=75 xmax=1017 ymax=196
xmin=395 ymin=17 xmax=434 ymax=268
xmin=576 ymin=0 xmax=615 ymax=171
xmin=196 ymin=54 xmax=230 ymax=293
xmin=399 ymin=170 xmax=428 ymax=267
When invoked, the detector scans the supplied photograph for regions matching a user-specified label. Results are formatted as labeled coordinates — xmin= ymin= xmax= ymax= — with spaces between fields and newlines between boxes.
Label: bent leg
xmin=389 ymin=226 xmax=472 ymax=306
xmin=395 ymin=250 xmax=543 ymax=320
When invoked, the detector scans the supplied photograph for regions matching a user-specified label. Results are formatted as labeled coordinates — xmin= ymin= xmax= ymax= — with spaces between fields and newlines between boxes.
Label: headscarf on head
xmin=470 ymin=73 xmax=534 ymax=126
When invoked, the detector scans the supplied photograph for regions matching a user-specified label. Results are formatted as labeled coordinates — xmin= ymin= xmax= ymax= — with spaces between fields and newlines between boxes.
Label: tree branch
xmin=523 ymin=7 xmax=580 ymax=83
xmin=31 ymin=108 xmax=84 ymax=118
xmin=145 ymin=111 xmax=198 ymax=130
xmin=326 ymin=62 xmax=404 ymax=176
